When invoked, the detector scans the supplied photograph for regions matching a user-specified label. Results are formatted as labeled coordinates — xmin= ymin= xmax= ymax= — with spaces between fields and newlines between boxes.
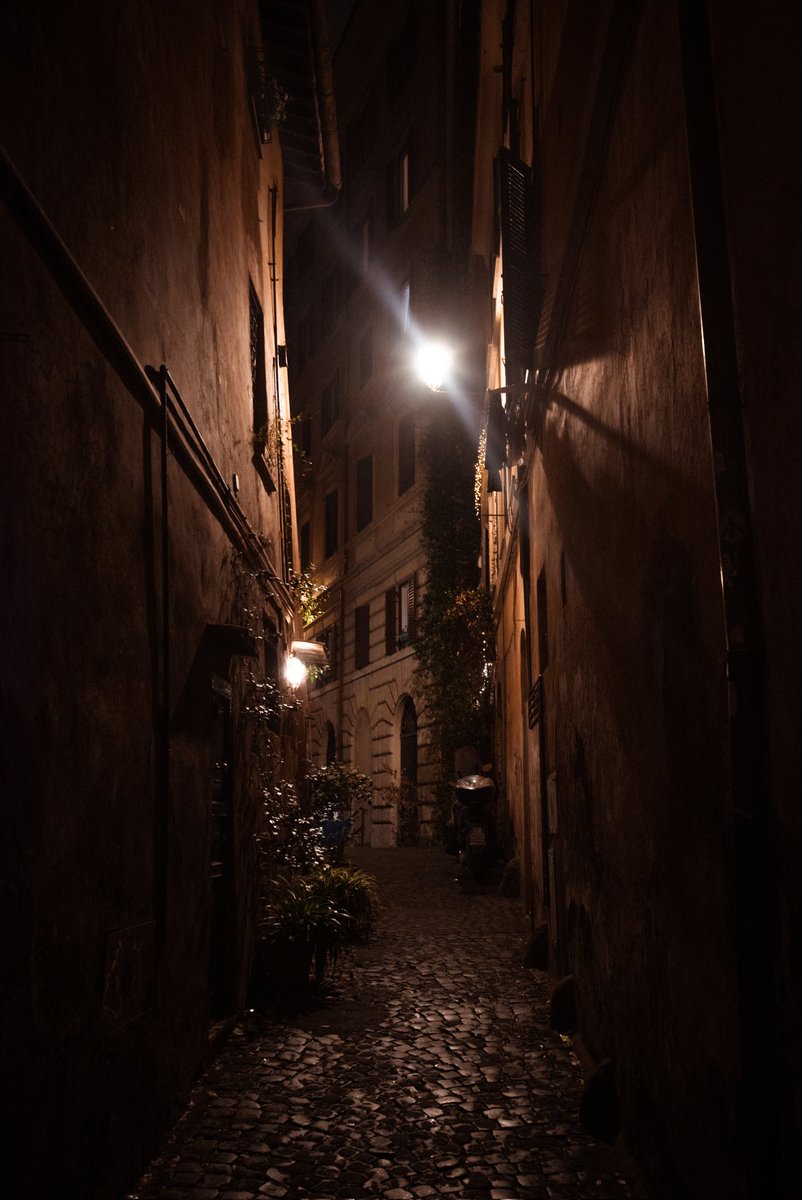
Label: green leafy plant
xmin=255 ymin=778 xmax=328 ymax=880
xmin=307 ymin=760 xmax=373 ymax=815
xmin=258 ymin=876 xmax=348 ymax=987
xmin=414 ymin=407 xmax=495 ymax=796
xmin=257 ymin=866 xmax=379 ymax=990
xmin=309 ymin=866 xmax=380 ymax=944
xmin=289 ymin=567 xmax=324 ymax=626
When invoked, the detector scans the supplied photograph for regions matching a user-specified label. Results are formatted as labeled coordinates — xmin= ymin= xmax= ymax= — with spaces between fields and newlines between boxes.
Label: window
xmin=359 ymin=327 xmax=373 ymax=387
xmin=321 ymin=372 xmax=340 ymax=435
xmin=324 ymin=490 xmax=339 ymax=559
xmin=398 ymin=413 xmax=415 ymax=494
xmin=324 ymin=624 xmax=339 ymax=681
xmin=398 ymin=577 xmax=415 ymax=647
xmin=354 ymin=604 xmax=370 ymax=670
xmin=299 ymin=520 xmax=311 ymax=570
xmin=312 ymin=624 xmax=338 ymax=689
xmin=497 ymin=146 xmax=539 ymax=371
xmin=536 ymin=566 xmax=549 ymax=671
xmin=387 ymin=146 xmax=411 ymax=227
xmin=297 ymin=311 xmax=313 ymax=371
xmin=385 ymin=577 xmax=415 ymax=653
xmin=401 ymin=277 xmax=411 ymax=331
xmin=320 ymin=269 xmax=339 ymax=336
xmin=297 ymin=414 xmax=312 ymax=460
xmin=249 ymin=282 xmax=268 ymax=442
xmin=356 ymin=454 xmax=373 ymax=531
xmin=349 ymin=92 xmax=375 ymax=176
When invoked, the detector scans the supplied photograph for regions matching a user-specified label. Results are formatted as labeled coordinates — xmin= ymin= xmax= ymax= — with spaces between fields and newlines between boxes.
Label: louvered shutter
xmin=498 ymin=147 xmax=538 ymax=370
xmin=407 ymin=576 xmax=416 ymax=641
xmin=485 ymin=391 xmax=506 ymax=491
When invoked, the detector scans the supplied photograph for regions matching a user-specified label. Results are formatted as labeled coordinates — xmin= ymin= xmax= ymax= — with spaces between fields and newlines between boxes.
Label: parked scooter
xmin=451 ymin=773 xmax=497 ymax=882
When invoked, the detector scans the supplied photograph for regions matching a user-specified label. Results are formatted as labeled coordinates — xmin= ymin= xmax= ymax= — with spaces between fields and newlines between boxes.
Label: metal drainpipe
xmin=268 ymin=184 xmax=289 ymax=582
xmin=284 ymin=0 xmax=342 ymax=214
xmin=156 ymin=365 xmax=171 ymax=959
xmin=677 ymin=3 xmax=787 ymax=1193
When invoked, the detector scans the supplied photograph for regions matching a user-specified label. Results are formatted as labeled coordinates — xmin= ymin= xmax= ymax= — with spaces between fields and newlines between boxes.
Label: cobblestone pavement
xmin=131 ymin=848 xmax=648 ymax=1200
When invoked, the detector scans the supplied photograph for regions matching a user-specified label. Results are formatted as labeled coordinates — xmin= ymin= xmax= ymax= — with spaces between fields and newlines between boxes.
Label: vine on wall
xmin=414 ymin=406 xmax=494 ymax=793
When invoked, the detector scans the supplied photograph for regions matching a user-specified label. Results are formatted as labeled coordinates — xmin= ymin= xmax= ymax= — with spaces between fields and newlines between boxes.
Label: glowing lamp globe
xmin=413 ymin=339 xmax=454 ymax=391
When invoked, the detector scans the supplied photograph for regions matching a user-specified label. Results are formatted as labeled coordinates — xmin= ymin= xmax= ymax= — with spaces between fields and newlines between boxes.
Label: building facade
xmin=473 ymin=2 xmax=801 ymax=1197
xmin=284 ymin=0 xmax=480 ymax=843
xmin=0 ymin=2 xmax=331 ymax=1195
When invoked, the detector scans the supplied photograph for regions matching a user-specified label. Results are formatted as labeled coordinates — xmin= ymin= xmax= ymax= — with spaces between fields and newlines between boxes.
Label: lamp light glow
xmin=285 ymin=655 xmax=307 ymax=689
xmin=413 ymin=339 xmax=454 ymax=391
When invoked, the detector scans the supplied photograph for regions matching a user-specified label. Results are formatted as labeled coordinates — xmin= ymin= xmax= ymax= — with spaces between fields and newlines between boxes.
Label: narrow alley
xmin=131 ymin=849 xmax=642 ymax=1200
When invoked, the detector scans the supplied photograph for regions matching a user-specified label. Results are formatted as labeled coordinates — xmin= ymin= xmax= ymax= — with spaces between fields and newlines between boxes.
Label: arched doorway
xmin=353 ymin=708 xmax=373 ymax=845
xmin=400 ymin=696 xmax=417 ymax=786
xmin=398 ymin=696 xmax=419 ymax=845
xmin=324 ymin=720 xmax=336 ymax=765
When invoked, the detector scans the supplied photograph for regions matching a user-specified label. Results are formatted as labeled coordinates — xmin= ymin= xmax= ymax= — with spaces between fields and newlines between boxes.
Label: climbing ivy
xmin=414 ymin=406 xmax=494 ymax=785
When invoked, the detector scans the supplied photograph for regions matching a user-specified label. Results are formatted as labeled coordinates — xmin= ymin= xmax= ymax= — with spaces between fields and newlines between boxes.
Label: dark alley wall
xmin=475 ymin=0 xmax=802 ymax=1195
xmin=0 ymin=2 xmax=298 ymax=1196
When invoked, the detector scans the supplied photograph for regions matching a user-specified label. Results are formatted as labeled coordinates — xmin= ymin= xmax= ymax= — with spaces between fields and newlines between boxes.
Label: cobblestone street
xmin=132 ymin=848 xmax=645 ymax=1200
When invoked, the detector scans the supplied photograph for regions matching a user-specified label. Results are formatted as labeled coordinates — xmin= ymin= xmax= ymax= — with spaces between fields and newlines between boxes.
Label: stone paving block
xmin=132 ymin=849 xmax=649 ymax=1200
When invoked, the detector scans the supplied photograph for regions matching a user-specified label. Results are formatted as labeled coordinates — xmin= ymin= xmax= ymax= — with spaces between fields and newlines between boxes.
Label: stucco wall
xmin=1 ymin=2 xmax=296 ymax=1195
xmin=530 ymin=6 xmax=743 ymax=1194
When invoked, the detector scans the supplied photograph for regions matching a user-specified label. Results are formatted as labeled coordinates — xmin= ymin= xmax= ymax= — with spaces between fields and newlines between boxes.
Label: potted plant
xmin=257 ymin=877 xmax=348 ymax=990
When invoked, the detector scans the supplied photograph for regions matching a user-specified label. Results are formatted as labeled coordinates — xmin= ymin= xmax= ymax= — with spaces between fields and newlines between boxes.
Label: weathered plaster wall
xmin=528 ymin=3 xmax=742 ymax=1195
xmin=1 ymin=2 xmax=294 ymax=1195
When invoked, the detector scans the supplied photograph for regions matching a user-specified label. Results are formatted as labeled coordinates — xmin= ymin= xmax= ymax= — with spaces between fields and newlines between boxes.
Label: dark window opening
xmin=354 ymin=604 xmax=370 ymax=670
xmin=400 ymin=696 xmax=418 ymax=788
xmin=249 ymin=282 xmax=268 ymax=442
xmin=398 ymin=413 xmax=415 ymax=494
xmin=320 ymin=269 xmax=339 ymax=336
xmin=321 ymin=372 xmax=340 ymax=435
xmin=385 ymin=587 xmax=397 ymax=656
xmin=324 ymin=490 xmax=339 ymax=559
xmin=299 ymin=520 xmax=311 ymax=570
xmin=296 ymin=413 xmax=312 ymax=460
xmin=536 ymin=566 xmax=549 ymax=672
xmin=297 ymin=311 xmax=313 ymax=371
xmin=325 ymin=624 xmax=339 ymax=682
xmin=359 ymin=327 xmax=373 ymax=387
xmin=385 ymin=577 xmax=415 ymax=652
xmin=349 ymin=91 xmax=375 ymax=177
xmin=356 ymin=455 xmax=373 ymax=531
xmin=387 ymin=145 xmax=411 ymax=227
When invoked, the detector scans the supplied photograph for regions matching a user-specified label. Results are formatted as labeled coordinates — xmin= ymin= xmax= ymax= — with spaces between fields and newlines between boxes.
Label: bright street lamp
xmin=412 ymin=338 xmax=455 ymax=392
xmin=284 ymin=655 xmax=307 ymax=689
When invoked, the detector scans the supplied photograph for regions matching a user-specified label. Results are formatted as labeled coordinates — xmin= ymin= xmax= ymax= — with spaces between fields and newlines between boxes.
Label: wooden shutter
xmin=407 ymin=576 xmax=416 ymax=641
xmin=498 ymin=147 xmax=539 ymax=371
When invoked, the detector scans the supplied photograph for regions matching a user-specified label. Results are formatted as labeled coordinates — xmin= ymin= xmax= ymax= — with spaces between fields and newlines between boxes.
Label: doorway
xmin=208 ymin=678 xmax=235 ymax=1021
